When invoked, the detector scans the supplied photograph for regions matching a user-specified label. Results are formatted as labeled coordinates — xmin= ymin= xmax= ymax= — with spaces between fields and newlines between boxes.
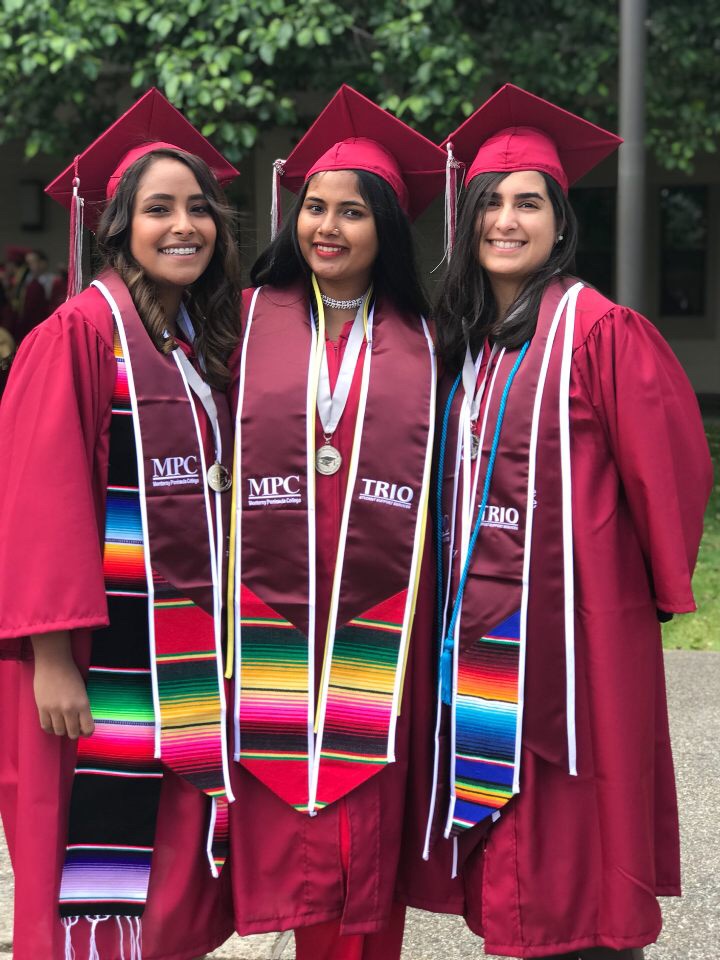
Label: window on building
xmin=659 ymin=186 xmax=708 ymax=317
xmin=571 ymin=187 xmax=615 ymax=299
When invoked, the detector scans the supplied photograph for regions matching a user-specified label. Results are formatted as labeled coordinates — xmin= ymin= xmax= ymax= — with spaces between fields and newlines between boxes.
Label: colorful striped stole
xmin=425 ymin=279 xmax=583 ymax=852
xmin=452 ymin=610 xmax=519 ymax=832
xmin=230 ymin=282 xmax=435 ymax=813
xmin=60 ymin=272 xmax=232 ymax=926
xmin=60 ymin=331 xmax=161 ymax=918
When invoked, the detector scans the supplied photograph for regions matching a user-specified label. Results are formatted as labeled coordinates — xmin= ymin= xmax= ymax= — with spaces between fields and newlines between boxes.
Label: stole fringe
xmin=63 ymin=916 xmax=79 ymax=960
xmin=62 ymin=916 xmax=141 ymax=960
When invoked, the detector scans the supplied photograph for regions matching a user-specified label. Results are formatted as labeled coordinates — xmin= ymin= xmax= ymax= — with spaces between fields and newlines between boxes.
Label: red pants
xmin=293 ymin=801 xmax=406 ymax=960
xmin=293 ymin=902 xmax=406 ymax=960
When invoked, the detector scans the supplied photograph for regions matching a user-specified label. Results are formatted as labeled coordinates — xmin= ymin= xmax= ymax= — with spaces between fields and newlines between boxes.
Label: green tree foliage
xmin=0 ymin=0 xmax=717 ymax=171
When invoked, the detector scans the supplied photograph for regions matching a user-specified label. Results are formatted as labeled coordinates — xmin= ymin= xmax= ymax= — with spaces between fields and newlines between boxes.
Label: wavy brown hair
xmin=95 ymin=147 xmax=241 ymax=389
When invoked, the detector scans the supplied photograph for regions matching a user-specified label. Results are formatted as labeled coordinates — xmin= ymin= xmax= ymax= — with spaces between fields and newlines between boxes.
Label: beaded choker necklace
xmin=320 ymin=292 xmax=365 ymax=310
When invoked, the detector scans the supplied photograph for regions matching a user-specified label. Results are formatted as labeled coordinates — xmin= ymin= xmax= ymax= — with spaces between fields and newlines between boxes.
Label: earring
xmin=556 ymin=233 xmax=564 ymax=243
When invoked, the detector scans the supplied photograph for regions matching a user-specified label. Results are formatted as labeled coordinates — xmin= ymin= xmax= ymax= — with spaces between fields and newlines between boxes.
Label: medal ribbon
xmin=462 ymin=341 xmax=499 ymax=423
xmin=316 ymin=291 xmax=369 ymax=439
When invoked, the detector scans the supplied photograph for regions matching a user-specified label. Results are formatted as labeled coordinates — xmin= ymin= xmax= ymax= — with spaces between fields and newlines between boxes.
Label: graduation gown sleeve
xmin=572 ymin=301 xmax=712 ymax=615
xmin=0 ymin=293 xmax=117 ymax=649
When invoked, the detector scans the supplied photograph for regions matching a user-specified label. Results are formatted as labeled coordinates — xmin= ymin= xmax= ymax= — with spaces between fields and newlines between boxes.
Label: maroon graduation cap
xmin=443 ymin=83 xmax=622 ymax=194
xmin=272 ymin=84 xmax=448 ymax=234
xmin=46 ymin=87 xmax=239 ymax=232
xmin=45 ymin=88 xmax=239 ymax=297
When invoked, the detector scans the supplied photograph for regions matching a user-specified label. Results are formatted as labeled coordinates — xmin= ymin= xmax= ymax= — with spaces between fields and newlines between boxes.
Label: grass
xmin=662 ymin=418 xmax=720 ymax=651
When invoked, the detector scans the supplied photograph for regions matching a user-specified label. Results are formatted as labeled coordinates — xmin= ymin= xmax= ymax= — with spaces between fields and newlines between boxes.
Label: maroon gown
xmin=398 ymin=288 xmax=713 ymax=957
xmin=224 ymin=290 xmax=435 ymax=942
xmin=0 ymin=288 xmax=235 ymax=960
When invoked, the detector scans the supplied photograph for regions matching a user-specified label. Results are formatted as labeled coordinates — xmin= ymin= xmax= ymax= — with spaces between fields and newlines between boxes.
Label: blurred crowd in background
xmin=0 ymin=246 xmax=67 ymax=398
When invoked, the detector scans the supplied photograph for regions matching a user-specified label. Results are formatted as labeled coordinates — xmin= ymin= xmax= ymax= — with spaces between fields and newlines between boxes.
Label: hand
xmin=31 ymin=631 xmax=95 ymax=739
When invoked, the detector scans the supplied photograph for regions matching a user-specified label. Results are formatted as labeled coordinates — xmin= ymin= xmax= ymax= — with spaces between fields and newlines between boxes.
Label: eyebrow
xmin=142 ymin=192 xmax=207 ymax=201
xmin=305 ymin=195 xmax=368 ymax=208
xmin=490 ymin=191 xmax=546 ymax=201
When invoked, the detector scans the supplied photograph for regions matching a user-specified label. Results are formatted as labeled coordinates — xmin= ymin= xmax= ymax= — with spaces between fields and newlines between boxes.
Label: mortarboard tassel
xmin=444 ymin=141 xmax=462 ymax=263
xmin=270 ymin=158 xmax=286 ymax=241
xmin=66 ymin=157 xmax=84 ymax=300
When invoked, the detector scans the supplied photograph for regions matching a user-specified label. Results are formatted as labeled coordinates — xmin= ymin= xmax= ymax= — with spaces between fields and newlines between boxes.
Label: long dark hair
xmin=251 ymin=169 xmax=429 ymax=318
xmin=95 ymin=147 xmax=242 ymax=389
xmin=435 ymin=171 xmax=578 ymax=373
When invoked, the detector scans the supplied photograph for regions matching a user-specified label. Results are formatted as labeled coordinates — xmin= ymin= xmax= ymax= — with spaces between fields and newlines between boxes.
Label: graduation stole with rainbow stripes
xmin=424 ymin=278 xmax=583 ymax=852
xmin=228 ymin=281 xmax=435 ymax=813
xmin=59 ymin=271 xmax=233 ymax=925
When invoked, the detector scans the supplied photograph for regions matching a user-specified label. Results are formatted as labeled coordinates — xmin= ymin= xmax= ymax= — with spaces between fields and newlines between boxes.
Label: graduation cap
xmin=443 ymin=83 xmax=622 ymax=195
xmin=271 ymin=84 xmax=448 ymax=236
xmin=45 ymin=88 xmax=239 ymax=297
xmin=4 ymin=245 xmax=31 ymax=266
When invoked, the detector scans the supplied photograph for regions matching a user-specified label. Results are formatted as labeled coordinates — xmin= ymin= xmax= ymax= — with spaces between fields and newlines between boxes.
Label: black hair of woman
xmin=251 ymin=169 xmax=430 ymax=320
xmin=434 ymin=171 xmax=578 ymax=374
xmin=95 ymin=147 xmax=242 ymax=389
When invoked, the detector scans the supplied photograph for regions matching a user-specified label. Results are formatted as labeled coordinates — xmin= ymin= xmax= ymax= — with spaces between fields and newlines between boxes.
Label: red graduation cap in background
xmin=443 ymin=83 xmax=622 ymax=195
xmin=3 ymin=245 xmax=31 ymax=266
xmin=45 ymin=88 xmax=239 ymax=296
xmin=272 ymin=84 xmax=448 ymax=236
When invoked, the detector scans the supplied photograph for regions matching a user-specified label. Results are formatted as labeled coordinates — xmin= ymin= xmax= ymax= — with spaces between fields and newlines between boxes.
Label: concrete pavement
xmin=2 ymin=650 xmax=718 ymax=958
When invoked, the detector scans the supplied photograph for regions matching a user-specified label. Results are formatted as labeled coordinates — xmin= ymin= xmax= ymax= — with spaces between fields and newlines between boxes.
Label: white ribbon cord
xmin=305 ymin=296 xmax=321 ymax=809
xmin=559 ymin=284 xmax=582 ymax=776
xmin=512 ymin=284 xmax=582 ymax=796
xmin=232 ymin=287 xmax=262 ymax=761
xmin=206 ymin=795 xmax=219 ymax=877
xmin=316 ymin=300 xmax=367 ymax=438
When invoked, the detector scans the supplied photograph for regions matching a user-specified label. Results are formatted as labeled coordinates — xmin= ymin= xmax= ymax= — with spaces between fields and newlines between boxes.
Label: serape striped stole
xmin=427 ymin=279 xmax=583 ymax=844
xmin=59 ymin=272 xmax=232 ymax=921
xmin=229 ymin=284 xmax=435 ymax=813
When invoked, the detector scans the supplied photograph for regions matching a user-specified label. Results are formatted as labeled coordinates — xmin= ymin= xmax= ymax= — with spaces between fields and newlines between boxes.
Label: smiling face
xmin=476 ymin=170 xmax=557 ymax=310
xmin=129 ymin=157 xmax=217 ymax=316
xmin=296 ymin=170 xmax=379 ymax=300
